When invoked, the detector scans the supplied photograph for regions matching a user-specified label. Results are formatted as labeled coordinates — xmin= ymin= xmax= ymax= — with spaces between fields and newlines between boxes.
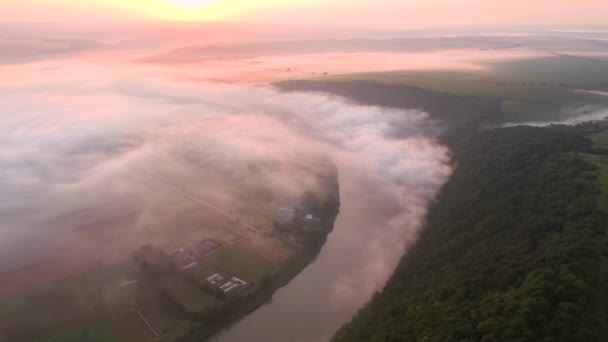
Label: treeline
xmin=333 ymin=126 xmax=608 ymax=342
xmin=275 ymin=80 xmax=504 ymax=145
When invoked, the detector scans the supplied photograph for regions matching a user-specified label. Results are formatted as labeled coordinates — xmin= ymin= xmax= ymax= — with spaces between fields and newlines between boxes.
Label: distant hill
xmin=141 ymin=35 xmax=608 ymax=64
xmin=139 ymin=37 xmax=500 ymax=63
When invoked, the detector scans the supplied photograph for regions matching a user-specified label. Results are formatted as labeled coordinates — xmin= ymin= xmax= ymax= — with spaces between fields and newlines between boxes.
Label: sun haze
xmin=1 ymin=0 xmax=606 ymax=26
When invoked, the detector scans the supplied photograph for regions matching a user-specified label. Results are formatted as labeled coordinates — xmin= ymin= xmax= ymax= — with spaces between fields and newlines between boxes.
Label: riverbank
xmin=178 ymin=176 xmax=341 ymax=342
xmin=334 ymin=124 xmax=608 ymax=341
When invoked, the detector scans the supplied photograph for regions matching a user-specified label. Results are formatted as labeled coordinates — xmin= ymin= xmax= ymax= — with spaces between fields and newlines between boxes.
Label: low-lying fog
xmin=2 ymin=24 xmax=606 ymax=341
xmin=0 ymin=31 xmax=454 ymax=305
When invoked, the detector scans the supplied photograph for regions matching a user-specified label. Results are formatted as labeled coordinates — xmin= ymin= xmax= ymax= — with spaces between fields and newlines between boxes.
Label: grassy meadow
xmin=321 ymin=55 xmax=608 ymax=118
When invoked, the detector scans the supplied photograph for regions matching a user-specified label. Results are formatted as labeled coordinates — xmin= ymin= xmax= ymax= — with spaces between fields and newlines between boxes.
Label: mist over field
xmin=0 ymin=36 xmax=453 ymax=309
xmin=3 ymin=20 xmax=608 ymax=342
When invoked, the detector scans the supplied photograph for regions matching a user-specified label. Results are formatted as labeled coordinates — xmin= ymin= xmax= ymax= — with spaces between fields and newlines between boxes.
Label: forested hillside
xmin=333 ymin=126 xmax=608 ymax=342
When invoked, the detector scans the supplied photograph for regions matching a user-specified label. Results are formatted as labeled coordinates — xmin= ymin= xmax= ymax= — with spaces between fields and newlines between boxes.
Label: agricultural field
xmin=0 ymin=262 xmax=136 ymax=341
xmin=593 ymin=129 xmax=608 ymax=148
xmin=322 ymin=55 xmax=608 ymax=119
xmin=0 ymin=169 xmax=337 ymax=342
xmin=103 ymin=278 xmax=193 ymax=341
xmin=158 ymin=276 xmax=217 ymax=314
xmin=204 ymin=239 xmax=289 ymax=285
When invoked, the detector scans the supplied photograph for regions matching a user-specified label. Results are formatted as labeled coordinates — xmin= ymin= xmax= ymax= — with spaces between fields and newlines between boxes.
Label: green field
xmin=321 ymin=56 xmax=608 ymax=117
xmin=593 ymin=130 xmax=608 ymax=148
xmin=326 ymin=70 xmax=581 ymax=104
xmin=488 ymin=56 xmax=608 ymax=85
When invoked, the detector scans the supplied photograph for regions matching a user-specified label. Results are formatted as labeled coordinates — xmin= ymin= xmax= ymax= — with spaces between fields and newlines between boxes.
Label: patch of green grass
xmin=326 ymin=70 xmax=584 ymax=104
xmin=592 ymin=130 xmax=608 ymax=148
xmin=488 ymin=56 xmax=608 ymax=85
xmin=584 ymin=153 xmax=608 ymax=181
xmin=38 ymin=322 xmax=122 ymax=342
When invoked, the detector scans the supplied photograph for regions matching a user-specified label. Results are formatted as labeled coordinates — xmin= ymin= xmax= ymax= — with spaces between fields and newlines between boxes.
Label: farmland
xmin=0 ymin=167 xmax=340 ymax=342
xmin=317 ymin=55 xmax=608 ymax=121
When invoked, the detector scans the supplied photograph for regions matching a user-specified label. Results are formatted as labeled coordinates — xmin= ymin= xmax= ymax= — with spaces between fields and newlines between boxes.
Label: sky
xmin=1 ymin=0 xmax=607 ymax=27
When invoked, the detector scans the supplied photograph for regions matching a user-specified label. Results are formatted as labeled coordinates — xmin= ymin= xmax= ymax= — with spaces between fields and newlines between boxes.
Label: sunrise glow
xmin=168 ymin=0 xmax=213 ymax=8
xmin=120 ymin=0 xmax=228 ymax=21
xmin=1 ymin=0 xmax=606 ymax=25
xmin=1 ymin=0 xmax=608 ymax=341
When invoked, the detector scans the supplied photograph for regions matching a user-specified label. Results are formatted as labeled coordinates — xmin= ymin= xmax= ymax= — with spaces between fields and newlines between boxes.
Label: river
xmin=213 ymin=167 xmax=410 ymax=342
